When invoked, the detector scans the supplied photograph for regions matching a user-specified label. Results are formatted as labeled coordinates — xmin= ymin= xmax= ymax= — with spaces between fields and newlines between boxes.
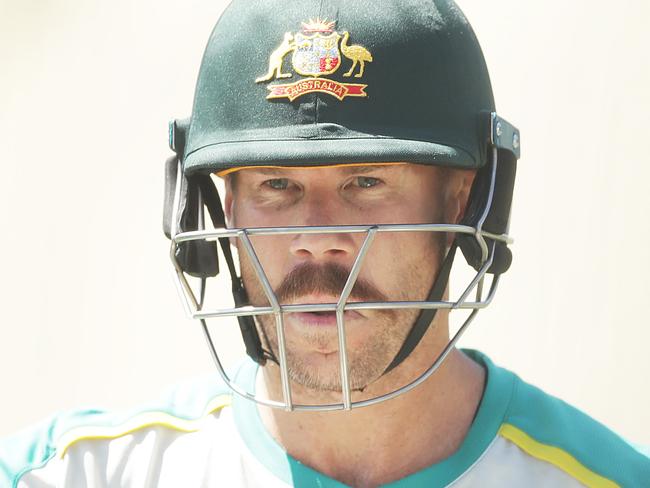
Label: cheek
xmin=241 ymin=235 xmax=293 ymax=288
xmin=232 ymin=203 xmax=267 ymax=228
xmin=360 ymin=232 xmax=441 ymax=297
xmin=368 ymin=194 xmax=442 ymax=226
xmin=232 ymin=205 xmax=292 ymax=286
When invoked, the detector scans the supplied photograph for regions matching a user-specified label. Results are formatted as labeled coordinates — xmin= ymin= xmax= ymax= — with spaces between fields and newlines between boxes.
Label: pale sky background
xmin=0 ymin=0 xmax=648 ymax=443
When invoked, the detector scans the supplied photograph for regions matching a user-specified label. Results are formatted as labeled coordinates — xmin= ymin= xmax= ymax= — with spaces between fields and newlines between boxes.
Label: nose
xmin=288 ymin=195 xmax=357 ymax=261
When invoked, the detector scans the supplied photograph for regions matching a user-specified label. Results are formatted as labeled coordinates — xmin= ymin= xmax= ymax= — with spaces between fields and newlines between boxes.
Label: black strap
xmin=196 ymin=178 xmax=239 ymax=284
xmin=383 ymin=242 xmax=458 ymax=374
xmin=197 ymin=177 xmax=270 ymax=365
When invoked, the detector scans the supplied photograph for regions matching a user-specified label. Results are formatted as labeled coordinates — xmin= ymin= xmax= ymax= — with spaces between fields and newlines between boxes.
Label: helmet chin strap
xmin=382 ymin=242 xmax=458 ymax=374
xmin=197 ymin=176 xmax=271 ymax=365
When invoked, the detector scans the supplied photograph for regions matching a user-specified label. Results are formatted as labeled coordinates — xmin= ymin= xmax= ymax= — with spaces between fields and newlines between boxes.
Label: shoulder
xmin=481 ymin=353 xmax=650 ymax=487
xmin=0 ymin=374 xmax=232 ymax=488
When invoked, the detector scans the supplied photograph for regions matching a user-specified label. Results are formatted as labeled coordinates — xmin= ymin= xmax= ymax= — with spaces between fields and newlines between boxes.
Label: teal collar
xmin=232 ymin=350 xmax=515 ymax=487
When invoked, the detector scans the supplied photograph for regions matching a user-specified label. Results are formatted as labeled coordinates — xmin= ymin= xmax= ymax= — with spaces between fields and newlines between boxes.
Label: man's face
xmin=225 ymin=164 xmax=454 ymax=393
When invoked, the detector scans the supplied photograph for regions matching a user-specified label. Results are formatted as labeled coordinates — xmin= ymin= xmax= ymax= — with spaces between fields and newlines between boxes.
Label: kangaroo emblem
xmin=256 ymin=33 xmax=296 ymax=83
xmin=256 ymin=19 xmax=373 ymax=102
xmin=341 ymin=32 xmax=373 ymax=78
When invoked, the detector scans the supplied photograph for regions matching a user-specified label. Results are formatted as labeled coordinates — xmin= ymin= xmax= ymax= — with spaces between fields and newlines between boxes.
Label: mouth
xmin=290 ymin=310 xmax=363 ymax=327
xmin=281 ymin=294 xmax=367 ymax=327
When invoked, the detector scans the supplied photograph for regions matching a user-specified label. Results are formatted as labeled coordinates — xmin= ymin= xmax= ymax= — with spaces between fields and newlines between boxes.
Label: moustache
xmin=274 ymin=262 xmax=388 ymax=305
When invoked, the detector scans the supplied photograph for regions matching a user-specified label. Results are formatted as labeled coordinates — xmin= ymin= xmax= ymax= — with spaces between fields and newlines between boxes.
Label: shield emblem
xmin=292 ymin=32 xmax=342 ymax=77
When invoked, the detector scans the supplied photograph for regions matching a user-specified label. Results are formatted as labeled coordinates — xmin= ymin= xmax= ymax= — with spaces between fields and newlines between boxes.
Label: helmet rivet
xmin=513 ymin=133 xmax=520 ymax=149
xmin=496 ymin=122 xmax=503 ymax=137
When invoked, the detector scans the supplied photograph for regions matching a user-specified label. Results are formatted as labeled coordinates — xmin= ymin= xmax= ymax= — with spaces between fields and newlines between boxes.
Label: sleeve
xmin=0 ymin=416 xmax=60 ymax=487
xmin=0 ymin=409 xmax=110 ymax=487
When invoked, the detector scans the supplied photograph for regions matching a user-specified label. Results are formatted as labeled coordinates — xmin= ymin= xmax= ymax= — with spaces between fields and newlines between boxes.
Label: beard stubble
xmin=240 ymin=257 xmax=426 ymax=392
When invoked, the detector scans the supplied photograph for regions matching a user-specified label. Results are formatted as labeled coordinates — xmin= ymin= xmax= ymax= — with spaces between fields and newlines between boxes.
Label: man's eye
xmin=356 ymin=176 xmax=381 ymax=188
xmin=265 ymin=178 xmax=289 ymax=190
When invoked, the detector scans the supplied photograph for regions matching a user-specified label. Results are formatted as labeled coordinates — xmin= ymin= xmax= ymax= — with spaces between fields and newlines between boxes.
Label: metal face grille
xmin=169 ymin=151 xmax=511 ymax=411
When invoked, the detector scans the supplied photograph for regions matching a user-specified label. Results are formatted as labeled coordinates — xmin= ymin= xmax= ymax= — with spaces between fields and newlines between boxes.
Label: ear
xmin=443 ymin=169 xmax=475 ymax=247
xmin=444 ymin=169 xmax=476 ymax=224
xmin=223 ymin=175 xmax=235 ymax=228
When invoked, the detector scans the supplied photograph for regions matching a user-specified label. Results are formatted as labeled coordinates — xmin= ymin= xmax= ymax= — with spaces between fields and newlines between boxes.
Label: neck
xmin=256 ymin=337 xmax=485 ymax=487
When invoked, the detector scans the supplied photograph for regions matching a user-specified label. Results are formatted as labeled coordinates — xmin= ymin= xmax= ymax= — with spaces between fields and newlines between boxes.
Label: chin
xmin=286 ymin=350 xmax=388 ymax=394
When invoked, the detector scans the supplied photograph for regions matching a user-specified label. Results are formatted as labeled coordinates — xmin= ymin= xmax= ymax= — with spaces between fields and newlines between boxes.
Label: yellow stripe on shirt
xmin=499 ymin=423 xmax=619 ymax=488
xmin=58 ymin=394 xmax=232 ymax=458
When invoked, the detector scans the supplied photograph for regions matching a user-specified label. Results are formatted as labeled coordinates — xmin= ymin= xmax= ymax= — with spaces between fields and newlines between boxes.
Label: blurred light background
xmin=1 ymin=0 xmax=648 ymax=442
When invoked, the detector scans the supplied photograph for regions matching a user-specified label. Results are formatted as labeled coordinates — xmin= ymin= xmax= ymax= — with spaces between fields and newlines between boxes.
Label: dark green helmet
xmin=182 ymin=0 xmax=507 ymax=175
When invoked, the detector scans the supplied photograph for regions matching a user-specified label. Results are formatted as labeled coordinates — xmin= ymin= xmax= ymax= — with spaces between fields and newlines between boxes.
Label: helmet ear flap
xmin=163 ymin=155 xmax=178 ymax=241
xmin=175 ymin=175 xmax=220 ymax=278
xmin=457 ymin=148 xmax=516 ymax=275
xmin=163 ymin=121 xmax=268 ymax=365
xmin=163 ymin=120 xmax=220 ymax=278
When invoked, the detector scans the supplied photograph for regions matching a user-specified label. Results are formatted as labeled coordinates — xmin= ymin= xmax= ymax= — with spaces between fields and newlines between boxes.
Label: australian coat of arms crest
xmin=256 ymin=19 xmax=372 ymax=102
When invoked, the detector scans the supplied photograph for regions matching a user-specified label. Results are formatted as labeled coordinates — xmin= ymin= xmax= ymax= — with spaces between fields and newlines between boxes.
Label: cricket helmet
xmin=163 ymin=0 xmax=521 ymax=410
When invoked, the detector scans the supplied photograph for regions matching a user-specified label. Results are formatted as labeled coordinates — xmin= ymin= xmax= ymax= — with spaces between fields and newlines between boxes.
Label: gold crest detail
xmin=256 ymin=19 xmax=373 ymax=101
